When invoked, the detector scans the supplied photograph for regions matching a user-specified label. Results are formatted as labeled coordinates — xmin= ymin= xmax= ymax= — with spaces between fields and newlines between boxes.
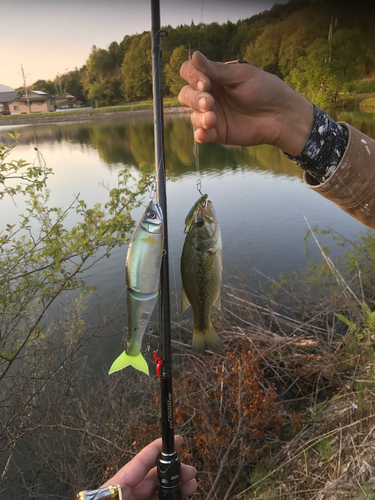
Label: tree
xmin=287 ymin=28 xmax=362 ymax=107
xmin=30 ymin=79 xmax=56 ymax=95
xmin=61 ymin=69 xmax=86 ymax=102
xmin=86 ymin=48 xmax=115 ymax=83
xmin=108 ymin=41 xmax=122 ymax=66
xmin=0 ymin=135 xmax=157 ymax=497
xmin=0 ymin=135 xmax=152 ymax=397
xmin=121 ymin=34 xmax=152 ymax=102
xmin=165 ymin=45 xmax=189 ymax=96
xmin=84 ymin=48 xmax=122 ymax=105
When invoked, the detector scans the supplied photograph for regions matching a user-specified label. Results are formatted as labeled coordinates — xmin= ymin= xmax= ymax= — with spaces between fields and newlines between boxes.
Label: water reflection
xmin=1 ymin=114 xmax=303 ymax=179
xmin=334 ymin=108 xmax=375 ymax=140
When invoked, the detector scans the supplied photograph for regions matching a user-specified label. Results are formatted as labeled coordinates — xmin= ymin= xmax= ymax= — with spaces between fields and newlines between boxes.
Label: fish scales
xmin=181 ymin=198 xmax=222 ymax=353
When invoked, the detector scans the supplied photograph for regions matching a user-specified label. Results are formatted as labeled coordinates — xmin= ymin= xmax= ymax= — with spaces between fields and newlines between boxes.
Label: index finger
xmin=101 ymin=436 xmax=182 ymax=490
xmin=180 ymin=58 xmax=211 ymax=92
xmin=181 ymin=51 xmax=254 ymax=89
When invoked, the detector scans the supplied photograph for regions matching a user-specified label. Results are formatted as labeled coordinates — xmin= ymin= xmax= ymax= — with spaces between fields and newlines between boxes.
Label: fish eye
xmin=147 ymin=211 xmax=156 ymax=219
xmin=196 ymin=218 xmax=204 ymax=227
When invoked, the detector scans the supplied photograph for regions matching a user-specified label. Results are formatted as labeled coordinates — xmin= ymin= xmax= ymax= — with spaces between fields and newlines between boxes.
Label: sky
xmin=1 ymin=0 xmax=285 ymax=89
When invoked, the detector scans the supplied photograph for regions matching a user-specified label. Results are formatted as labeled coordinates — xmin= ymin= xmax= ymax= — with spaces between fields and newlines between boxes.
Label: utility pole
xmin=21 ymin=64 xmax=31 ymax=114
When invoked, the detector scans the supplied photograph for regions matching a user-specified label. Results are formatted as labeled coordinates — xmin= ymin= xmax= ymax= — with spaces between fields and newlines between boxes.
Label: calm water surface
xmin=1 ymin=109 xmax=374 ymax=363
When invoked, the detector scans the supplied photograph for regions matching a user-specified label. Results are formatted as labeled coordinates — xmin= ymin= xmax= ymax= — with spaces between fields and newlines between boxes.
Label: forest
xmin=25 ymin=0 xmax=375 ymax=109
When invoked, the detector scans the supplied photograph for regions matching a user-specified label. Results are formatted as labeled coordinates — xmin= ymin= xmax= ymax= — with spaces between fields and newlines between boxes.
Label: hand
xmin=178 ymin=51 xmax=314 ymax=156
xmin=101 ymin=436 xmax=197 ymax=500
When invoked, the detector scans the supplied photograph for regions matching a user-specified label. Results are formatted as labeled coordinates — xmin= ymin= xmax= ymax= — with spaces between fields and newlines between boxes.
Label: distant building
xmin=0 ymin=85 xmax=18 ymax=115
xmin=11 ymin=91 xmax=55 ymax=114
xmin=55 ymin=94 xmax=83 ymax=110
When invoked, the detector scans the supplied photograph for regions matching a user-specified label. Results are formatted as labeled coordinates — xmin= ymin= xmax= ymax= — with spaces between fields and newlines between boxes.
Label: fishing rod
xmin=151 ymin=1 xmax=183 ymax=500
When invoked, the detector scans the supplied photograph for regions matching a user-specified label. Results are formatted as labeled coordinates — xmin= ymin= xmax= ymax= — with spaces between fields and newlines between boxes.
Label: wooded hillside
xmin=29 ymin=0 xmax=375 ymax=107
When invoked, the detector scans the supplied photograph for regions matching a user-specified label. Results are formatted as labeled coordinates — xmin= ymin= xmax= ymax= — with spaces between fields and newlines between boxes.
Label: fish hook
xmin=142 ymin=323 xmax=154 ymax=353
xmin=196 ymin=178 xmax=203 ymax=196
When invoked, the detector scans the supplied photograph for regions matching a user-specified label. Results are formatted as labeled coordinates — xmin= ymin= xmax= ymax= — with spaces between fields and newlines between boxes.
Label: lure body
xmin=109 ymin=200 xmax=163 ymax=375
xmin=181 ymin=197 xmax=222 ymax=353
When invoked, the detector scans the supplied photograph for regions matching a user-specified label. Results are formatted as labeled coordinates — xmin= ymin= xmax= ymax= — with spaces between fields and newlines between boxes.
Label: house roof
xmin=17 ymin=91 xmax=53 ymax=102
xmin=0 ymin=84 xmax=15 ymax=92
xmin=0 ymin=91 xmax=18 ymax=103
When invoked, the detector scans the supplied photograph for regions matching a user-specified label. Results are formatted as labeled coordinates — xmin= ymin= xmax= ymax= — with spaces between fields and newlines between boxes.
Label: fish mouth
xmin=195 ymin=202 xmax=214 ymax=224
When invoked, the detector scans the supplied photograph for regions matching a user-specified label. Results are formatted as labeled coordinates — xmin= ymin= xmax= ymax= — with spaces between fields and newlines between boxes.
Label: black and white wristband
xmin=284 ymin=104 xmax=349 ymax=184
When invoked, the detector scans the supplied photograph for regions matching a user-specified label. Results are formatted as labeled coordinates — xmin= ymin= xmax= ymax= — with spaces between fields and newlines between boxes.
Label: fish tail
xmin=192 ymin=324 xmax=222 ymax=353
xmin=108 ymin=351 xmax=149 ymax=375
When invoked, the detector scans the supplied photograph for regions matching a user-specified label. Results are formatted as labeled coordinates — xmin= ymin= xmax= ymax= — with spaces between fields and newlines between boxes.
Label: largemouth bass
xmin=181 ymin=197 xmax=222 ymax=353
xmin=109 ymin=200 xmax=163 ymax=375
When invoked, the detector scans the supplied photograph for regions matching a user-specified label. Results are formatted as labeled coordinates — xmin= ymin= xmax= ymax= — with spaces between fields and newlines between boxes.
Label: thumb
xmin=192 ymin=51 xmax=252 ymax=89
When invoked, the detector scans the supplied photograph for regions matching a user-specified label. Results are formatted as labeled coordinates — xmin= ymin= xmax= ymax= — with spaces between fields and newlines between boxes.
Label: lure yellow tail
xmin=109 ymin=351 xmax=149 ymax=375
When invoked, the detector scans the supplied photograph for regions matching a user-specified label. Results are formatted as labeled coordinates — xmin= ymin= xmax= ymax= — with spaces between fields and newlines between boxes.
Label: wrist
xmin=284 ymin=105 xmax=349 ymax=183
xmin=275 ymin=94 xmax=314 ymax=156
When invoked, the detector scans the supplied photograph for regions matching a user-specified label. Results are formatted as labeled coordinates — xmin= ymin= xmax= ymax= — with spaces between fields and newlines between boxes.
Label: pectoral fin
xmin=109 ymin=351 xmax=149 ymax=375
xmin=181 ymin=286 xmax=191 ymax=313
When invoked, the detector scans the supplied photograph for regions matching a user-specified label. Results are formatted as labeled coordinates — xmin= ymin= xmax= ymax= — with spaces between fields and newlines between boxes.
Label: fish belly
xmin=126 ymin=288 xmax=158 ymax=356
xmin=181 ymin=245 xmax=222 ymax=352
xmin=126 ymin=227 xmax=163 ymax=294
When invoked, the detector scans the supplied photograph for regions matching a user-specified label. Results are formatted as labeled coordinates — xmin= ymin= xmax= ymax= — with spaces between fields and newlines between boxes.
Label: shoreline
xmin=0 ymin=106 xmax=191 ymax=127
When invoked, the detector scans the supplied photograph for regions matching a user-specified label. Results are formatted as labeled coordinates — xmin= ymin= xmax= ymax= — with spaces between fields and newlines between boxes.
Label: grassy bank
xmin=0 ymin=97 xmax=182 ymax=125
xmin=360 ymin=97 xmax=375 ymax=108
xmin=75 ymin=225 xmax=375 ymax=500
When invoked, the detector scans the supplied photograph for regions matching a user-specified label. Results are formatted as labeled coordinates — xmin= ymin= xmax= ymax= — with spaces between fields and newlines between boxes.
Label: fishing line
xmin=198 ymin=0 xmax=205 ymax=51
xmin=194 ymin=0 xmax=205 ymax=196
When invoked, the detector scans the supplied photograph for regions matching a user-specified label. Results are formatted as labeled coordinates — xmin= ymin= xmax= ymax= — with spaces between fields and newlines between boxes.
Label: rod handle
xmin=157 ymin=451 xmax=182 ymax=500
xmin=158 ymin=487 xmax=183 ymax=500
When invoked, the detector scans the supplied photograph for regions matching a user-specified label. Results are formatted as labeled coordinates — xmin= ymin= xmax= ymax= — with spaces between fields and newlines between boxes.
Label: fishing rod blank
xmin=150 ymin=1 xmax=183 ymax=499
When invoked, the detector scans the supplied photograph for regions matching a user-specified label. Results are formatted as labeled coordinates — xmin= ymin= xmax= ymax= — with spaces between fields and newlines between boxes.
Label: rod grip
xmin=157 ymin=451 xmax=182 ymax=500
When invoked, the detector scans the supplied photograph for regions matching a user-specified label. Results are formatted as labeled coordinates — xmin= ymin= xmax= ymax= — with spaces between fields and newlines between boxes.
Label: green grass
xmin=315 ymin=437 xmax=334 ymax=463
xmin=357 ymin=483 xmax=375 ymax=499
xmin=0 ymin=97 xmax=181 ymax=122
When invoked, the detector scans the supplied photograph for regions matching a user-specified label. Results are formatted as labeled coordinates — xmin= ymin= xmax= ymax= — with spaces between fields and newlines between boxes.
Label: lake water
xmin=1 ymin=108 xmax=374 ymax=366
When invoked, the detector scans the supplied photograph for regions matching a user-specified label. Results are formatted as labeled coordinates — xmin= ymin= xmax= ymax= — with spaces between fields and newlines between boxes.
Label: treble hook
xmin=142 ymin=323 xmax=154 ymax=353
xmin=196 ymin=178 xmax=203 ymax=196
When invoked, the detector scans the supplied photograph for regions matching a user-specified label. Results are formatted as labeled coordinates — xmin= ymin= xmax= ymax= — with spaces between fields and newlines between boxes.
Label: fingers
xmin=101 ymin=436 xmax=198 ymax=500
xmin=182 ymin=478 xmax=198 ymax=498
xmin=180 ymin=54 xmax=212 ymax=92
xmin=194 ymin=127 xmax=218 ymax=144
xmin=178 ymin=85 xmax=215 ymax=113
xmin=101 ymin=436 xmax=183 ymax=490
xmin=131 ymin=463 xmax=197 ymax=500
xmin=181 ymin=51 xmax=252 ymax=89
xmin=191 ymin=110 xmax=217 ymax=131
xmin=101 ymin=437 xmax=163 ymax=490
